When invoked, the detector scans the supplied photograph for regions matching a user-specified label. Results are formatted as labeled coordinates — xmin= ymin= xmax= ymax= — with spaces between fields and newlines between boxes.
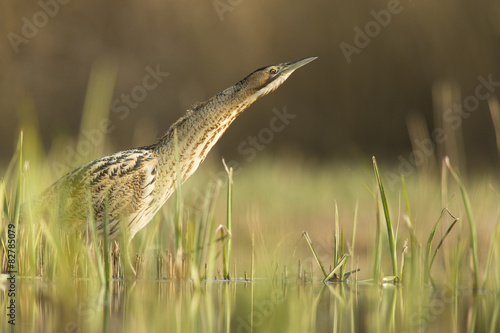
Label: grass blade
xmin=401 ymin=175 xmax=412 ymax=227
xmin=445 ymin=157 xmax=479 ymax=289
xmin=173 ymin=129 xmax=183 ymax=261
xmin=482 ymin=207 xmax=500 ymax=288
xmin=373 ymin=156 xmax=398 ymax=278
xmin=324 ymin=254 xmax=349 ymax=282
xmin=222 ymin=159 xmax=233 ymax=280
xmin=2 ymin=180 xmax=9 ymax=221
xmin=351 ymin=200 xmax=358 ymax=256
xmin=302 ymin=231 xmax=328 ymax=278
xmin=424 ymin=208 xmax=454 ymax=282
xmin=87 ymin=191 xmax=105 ymax=283
xmin=488 ymin=97 xmax=500 ymax=164
xmin=103 ymin=197 xmax=110 ymax=283
xmin=428 ymin=211 xmax=458 ymax=273
xmin=373 ymin=194 xmax=382 ymax=284
xmin=334 ymin=201 xmax=339 ymax=266
xmin=13 ymin=132 xmax=23 ymax=229
xmin=401 ymin=174 xmax=421 ymax=284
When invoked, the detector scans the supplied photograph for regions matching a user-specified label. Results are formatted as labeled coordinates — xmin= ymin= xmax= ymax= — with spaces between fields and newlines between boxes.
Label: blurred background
xmin=1 ymin=0 xmax=500 ymax=173
xmin=2 ymin=5 xmax=500 ymax=329
xmin=2 ymin=2 xmax=500 ymax=330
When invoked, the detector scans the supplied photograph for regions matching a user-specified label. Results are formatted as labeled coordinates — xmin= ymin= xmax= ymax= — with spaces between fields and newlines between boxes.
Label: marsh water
xmin=2 ymin=277 xmax=498 ymax=333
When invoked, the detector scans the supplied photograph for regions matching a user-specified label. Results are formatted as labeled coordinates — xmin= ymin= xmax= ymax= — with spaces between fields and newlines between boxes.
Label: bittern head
xmin=240 ymin=56 xmax=317 ymax=98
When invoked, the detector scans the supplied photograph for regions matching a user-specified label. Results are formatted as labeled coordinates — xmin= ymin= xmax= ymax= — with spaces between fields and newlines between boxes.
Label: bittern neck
xmin=154 ymin=82 xmax=255 ymax=181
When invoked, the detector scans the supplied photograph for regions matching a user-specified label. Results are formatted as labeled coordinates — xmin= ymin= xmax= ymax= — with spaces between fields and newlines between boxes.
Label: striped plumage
xmin=29 ymin=57 xmax=317 ymax=241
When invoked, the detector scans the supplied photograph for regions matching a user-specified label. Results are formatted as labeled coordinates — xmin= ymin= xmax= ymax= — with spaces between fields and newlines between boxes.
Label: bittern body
xmin=29 ymin=57 xmax=317 ymax=240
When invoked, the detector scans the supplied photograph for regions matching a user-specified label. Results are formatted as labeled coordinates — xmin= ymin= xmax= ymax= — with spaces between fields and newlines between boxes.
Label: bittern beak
xmin=280 ymin=56 xmax=318 ymax=75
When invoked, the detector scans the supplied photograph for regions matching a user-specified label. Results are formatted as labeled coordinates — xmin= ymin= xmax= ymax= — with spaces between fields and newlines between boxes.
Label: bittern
xmin=28 ymin=56 xmax=317 ymax=241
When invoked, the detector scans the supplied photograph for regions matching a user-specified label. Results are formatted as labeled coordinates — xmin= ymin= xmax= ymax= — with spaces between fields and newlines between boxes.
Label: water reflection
xmin=2 ymin=278 xmax=498 ymax=332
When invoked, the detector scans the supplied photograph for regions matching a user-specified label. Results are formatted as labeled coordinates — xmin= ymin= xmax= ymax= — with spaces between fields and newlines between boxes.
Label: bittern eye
xmin=269 ymin=68 xmax=277 ymax=74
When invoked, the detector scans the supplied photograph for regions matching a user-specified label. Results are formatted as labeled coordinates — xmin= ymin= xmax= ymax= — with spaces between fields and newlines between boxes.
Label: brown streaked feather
xmin=30 ymin=146 xmax=158 ymax=239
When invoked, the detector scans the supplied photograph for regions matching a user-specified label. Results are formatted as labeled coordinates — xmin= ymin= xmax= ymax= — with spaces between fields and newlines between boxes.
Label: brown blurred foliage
xmin=1 ymin=0 xmax=500 ymax=170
